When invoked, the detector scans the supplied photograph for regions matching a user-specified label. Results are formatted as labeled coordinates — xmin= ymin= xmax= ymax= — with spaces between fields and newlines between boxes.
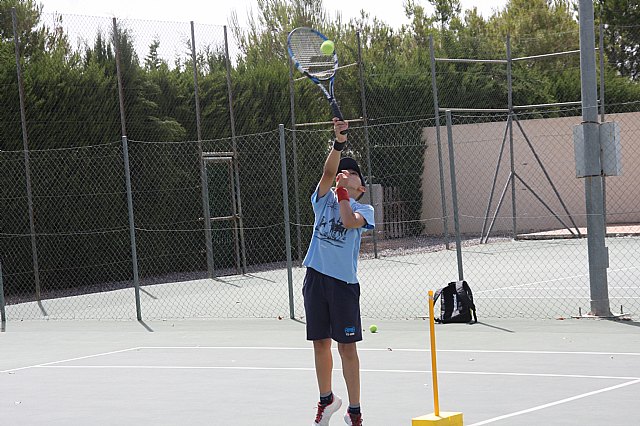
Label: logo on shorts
xmin=344 ymin=326 xmax=356 ymax=336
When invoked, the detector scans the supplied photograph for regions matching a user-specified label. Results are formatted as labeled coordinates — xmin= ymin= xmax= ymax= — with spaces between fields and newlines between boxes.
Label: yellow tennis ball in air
xmin=369 ymin=324 xmax=378 ymax=333
xmin=320 ymin=40 xmax=335 ymax=55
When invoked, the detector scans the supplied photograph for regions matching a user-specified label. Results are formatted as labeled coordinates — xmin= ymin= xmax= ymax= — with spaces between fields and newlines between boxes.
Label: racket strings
xmin=289 ymin=31 xmax=335 ymax=79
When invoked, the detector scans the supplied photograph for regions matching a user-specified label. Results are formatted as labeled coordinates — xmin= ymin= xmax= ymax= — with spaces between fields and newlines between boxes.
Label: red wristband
xmin=336 ymin=187 xmax=350 ymax=202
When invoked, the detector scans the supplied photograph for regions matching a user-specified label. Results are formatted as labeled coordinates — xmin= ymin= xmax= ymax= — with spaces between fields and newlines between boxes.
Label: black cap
xmin=337 ymin=157 xmax=366 ymax=187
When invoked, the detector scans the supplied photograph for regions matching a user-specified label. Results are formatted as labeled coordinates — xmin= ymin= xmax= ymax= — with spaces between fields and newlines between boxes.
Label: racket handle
xmin=330 ymin=100 xmax=348 ymax=135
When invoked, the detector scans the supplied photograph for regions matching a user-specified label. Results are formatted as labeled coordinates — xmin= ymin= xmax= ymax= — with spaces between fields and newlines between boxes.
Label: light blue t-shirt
xmin=302 ymin=186 xmax=375 ymax=284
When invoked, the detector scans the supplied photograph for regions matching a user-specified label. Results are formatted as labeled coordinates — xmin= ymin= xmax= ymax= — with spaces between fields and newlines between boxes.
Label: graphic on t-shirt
xmin=315 ymin=200 xmax=347 ymax=247
xmin=304 ymin=189 xmax=375 ymax=284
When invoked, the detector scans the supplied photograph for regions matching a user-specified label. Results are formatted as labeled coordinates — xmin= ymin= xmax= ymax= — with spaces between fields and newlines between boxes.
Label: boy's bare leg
xmin=313 ymin=338 xmax=333 ymax=394
xmin=338 ymin=342 xmax=360 ymax=405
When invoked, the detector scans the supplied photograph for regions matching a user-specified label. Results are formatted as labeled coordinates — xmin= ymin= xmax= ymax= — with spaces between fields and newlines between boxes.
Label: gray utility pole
xmin=578 ymin=0 xmax=611 ymax=316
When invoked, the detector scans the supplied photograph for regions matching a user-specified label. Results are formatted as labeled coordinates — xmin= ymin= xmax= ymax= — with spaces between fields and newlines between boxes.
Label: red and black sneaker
xmin=344 ymin=411 xmax=363 ymax=425
xmin=312 ymin=395 xmax=342 ymax=425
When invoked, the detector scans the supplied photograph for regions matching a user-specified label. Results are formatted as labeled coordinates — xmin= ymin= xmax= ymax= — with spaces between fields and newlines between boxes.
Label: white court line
xmin=476 ymin=266 xmax=638 ymax=294
xmin=7 ymin=347 xmax=637 ymax=376
xmin=477 ymin=286 xmax=637 ymax=291
xmin=436 ymin=349 xmax=640 ymax=356
xmin=0 ymin=347 xmax=140 ymax=374
xmin=468 ymin=378 xmax=640 ymax=425
xmin=34 ymin=365 xmax=640 ymax=381
xmin=134 ymin=346 xmax=640 ymax=356
xmin=476 ymin=268 xmax=638 ymax=294
xmin=476 ymin=274 xmax=588 ymax=293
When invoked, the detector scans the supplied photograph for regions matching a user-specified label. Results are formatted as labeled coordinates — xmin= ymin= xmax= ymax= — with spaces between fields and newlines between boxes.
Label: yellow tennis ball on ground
xmin=320 ymin=40 xmax=335 ymax=55
xmin=369 ymin=324 xmax=378 ymax=333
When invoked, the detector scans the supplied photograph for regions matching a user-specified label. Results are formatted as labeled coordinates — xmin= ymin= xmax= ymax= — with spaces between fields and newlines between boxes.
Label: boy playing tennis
xmin=304 ymin=118 xmax=375 ymax=426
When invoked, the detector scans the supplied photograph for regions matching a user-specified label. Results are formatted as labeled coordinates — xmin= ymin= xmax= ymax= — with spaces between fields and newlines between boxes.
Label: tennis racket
xmin=287 ymin=27 xmax=344 ymax=124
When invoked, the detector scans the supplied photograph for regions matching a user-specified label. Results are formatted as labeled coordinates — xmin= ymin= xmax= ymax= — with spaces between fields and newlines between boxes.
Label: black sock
xmin=320 ymin=392 xmax=333 ymax=405
xmin=348 ymin=404 xmax=361 ymax=415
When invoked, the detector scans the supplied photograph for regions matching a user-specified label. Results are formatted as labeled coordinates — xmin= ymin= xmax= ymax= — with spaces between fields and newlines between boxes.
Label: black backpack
xmin=433 ymin=281 xmax=477 ymax=324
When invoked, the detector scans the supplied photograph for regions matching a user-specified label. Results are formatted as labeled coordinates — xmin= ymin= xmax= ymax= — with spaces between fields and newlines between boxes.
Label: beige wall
xmin=421 ymin=111 xmax=640 ymax=236
xmin=359 ymin=183 xmax=384 ymax=237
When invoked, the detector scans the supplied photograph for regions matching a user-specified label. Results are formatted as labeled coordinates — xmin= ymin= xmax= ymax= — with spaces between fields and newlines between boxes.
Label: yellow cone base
xmin=412 ymin=412 xmax=464 ymax=425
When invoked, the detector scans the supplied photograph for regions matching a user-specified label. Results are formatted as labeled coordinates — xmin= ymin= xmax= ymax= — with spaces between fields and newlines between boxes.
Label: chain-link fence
xmin=433 ymin=109 xmax=640 ymax=318
xmin=1 ymin=10 xmax=639 ymax=320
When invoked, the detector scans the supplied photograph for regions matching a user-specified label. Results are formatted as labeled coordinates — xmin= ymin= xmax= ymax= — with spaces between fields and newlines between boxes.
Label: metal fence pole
xmin=288 ymin=60 xmax=303 ymax=264
xmin=223 ymin=26 xmax=242 ymax=275
xmin=11 ymin=8 xmax=41 ymax=302
xmin=429 ymin=35 xmax=450 ymax=248
xmin=507 ymin=34 xmax=517 ymax=239
xmin=113 ymin=17 xmax=142 ymax=321
xmin=598 ymin=23 xmax=606 ymax=121
xmin=279 ymin=124 xmax=295 ymax=319
xmin=121 ymin=136 xmax=142 ymax=321
xmin=224 ymin=25 xmax=247 ymax=273
xmin=445 ymin=111 xmax=464 ymax=281
xmin=578 ymin=0 xmax=611 ymax=317
xmin=598 ymin=22 xmax=607 ymax=227
xmin=356 ymin=31 xmax=378 ymax=257
xmin=0 ymin=259 xmax=6 ymax=325
xmin=191 ymin=21 xmax=215 ymax=278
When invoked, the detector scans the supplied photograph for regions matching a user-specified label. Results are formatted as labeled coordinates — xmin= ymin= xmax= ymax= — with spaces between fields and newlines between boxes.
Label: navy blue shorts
xmin=302 ymin=267 xmax=362 ymax=343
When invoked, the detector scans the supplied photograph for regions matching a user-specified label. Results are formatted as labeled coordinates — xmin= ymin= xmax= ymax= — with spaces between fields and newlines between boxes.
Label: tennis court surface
xmin=2 ymin=318 xmax=639 ymax=425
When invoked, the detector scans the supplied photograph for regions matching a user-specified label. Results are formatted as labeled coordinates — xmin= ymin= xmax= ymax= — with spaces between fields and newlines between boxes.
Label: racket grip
xmin=330 ymin=100 xmax=348 ymax=135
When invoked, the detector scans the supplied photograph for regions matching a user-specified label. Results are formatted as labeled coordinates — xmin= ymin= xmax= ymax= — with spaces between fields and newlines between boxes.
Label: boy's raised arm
xmin=317 ymin=118 xmax=349 ymax=198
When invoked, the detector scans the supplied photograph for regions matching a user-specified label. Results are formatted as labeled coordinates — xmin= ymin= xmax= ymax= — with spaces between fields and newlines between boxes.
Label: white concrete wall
xmin=359 ymin=183 xmax=383 ymax=236
xmin=421 ymin=111 xmax=640 ymax=235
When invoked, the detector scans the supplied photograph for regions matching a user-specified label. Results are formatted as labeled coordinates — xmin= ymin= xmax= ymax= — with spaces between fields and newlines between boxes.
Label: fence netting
xmin=1 ymin=12 xmax=639 ymax=320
